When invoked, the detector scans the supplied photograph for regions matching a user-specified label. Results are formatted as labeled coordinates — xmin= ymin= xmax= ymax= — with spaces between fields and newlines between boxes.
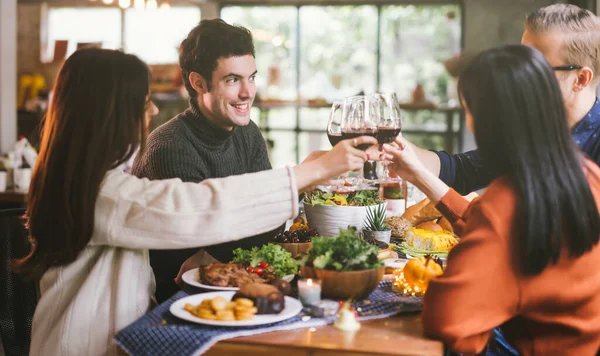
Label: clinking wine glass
xmin=372 ymin=92 xmax=402 ymax=184
xmin=340 ymin=95 xmax=379 ymax=149
xmin=340 ymin=95 xmax=380 ymax=187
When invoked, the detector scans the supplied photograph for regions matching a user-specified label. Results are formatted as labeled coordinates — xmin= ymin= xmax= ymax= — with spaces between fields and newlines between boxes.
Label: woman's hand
xmin=318 ymin=136 xmax=378 ymax=177
xmin=293 ymin=136 xmax=378 ymax=192
xmin=301 ymin=150 xmax=328 ymax=164
xmin=383 ymin=135 xmax=429 ymax=183
xmin=383 ymin=135 xmax=450 ymax=204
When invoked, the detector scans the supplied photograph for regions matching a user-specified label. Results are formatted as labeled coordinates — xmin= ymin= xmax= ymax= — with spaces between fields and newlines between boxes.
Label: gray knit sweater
xmin=132 ymin=101 xmax=282 ymax=302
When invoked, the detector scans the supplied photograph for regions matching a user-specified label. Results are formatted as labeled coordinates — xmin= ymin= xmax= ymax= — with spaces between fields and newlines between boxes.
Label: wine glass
xmin=340 ymin=95 xmax=381 ymax=188
xmin=340 ymin=95 xmax=379 ymax=150
xmin=372 ymin=92 xmax=402 ymax=183
xmin=327 ymin=100 xmax=343 ymax=147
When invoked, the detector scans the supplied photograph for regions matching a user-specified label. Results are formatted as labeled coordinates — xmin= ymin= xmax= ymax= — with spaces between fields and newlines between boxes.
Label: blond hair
xmin=525 ymin=4 xmax=600 ymax=84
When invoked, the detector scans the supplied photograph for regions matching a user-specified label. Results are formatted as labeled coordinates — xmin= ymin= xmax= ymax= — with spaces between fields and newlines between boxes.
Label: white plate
xmin=181 ymin=268 xmax=295 ymax=291
xmin=170 ymin=291 xmax=303 ymax=327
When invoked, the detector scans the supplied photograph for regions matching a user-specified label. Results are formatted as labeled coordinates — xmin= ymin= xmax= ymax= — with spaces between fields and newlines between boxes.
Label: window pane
xmin=258 ymin=107 xmax=296 ymax=130
xmin=402 ymin=132 xmax=446 ymax=151
xmin=221 ymin=6 xmax=298 ymax=101
xmin=125 ymin=7 xmax=200 ymax=64
xmin=266 ymin=131 xmax=297 ymax=168
xmin=299 ymin=131 xmax=330 ymax=163
xmin=46 ymin=8 xmax=121 ymax=59
xmin=300 ymin=6 xmax=377 ymax=101
xmin=380 ymin=5 xmax=461 ymax=104
xmin=299 ymin=107 xmax=329 ymax=131
xmin=402 ymin=110 xmax=448 ymax=131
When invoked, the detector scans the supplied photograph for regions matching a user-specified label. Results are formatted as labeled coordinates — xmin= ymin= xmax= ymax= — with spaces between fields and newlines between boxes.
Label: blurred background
xmin=1 ymin=0 xmax=598 ymax=168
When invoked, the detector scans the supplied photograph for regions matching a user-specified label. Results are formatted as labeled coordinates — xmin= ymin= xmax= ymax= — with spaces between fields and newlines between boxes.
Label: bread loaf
xmin=415 ymin=221 xmax=443 ymax=232
xmin=437 ymin=217 xmax=453 ymax=233
xmin=402 ymin=198 xmax=443 ymax=225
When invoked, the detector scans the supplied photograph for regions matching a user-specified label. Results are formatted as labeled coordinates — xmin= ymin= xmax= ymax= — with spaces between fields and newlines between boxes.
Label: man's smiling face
xmin=200 ymin=55 xmax=257 ymax=130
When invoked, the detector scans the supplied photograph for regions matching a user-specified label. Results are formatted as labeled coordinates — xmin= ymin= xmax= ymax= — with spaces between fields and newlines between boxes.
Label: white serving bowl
xmin=304 ymin=202 xmax=387 ymax=237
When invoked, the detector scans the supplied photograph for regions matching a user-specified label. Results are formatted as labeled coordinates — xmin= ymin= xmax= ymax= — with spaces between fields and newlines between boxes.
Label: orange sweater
xmin=423 ymin=160 xmax=600 ymax=355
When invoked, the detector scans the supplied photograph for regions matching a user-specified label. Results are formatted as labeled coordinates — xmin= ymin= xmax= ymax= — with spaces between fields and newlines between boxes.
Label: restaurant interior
xmin=1 ymin=0 xmax=600 ymax=355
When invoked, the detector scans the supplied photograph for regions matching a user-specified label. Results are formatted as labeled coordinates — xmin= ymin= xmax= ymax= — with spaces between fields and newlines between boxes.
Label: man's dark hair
xmin=179 ymin=19 xmax=255 ymax=97
xmin=458 ymin=44 xmax=600 ymax=276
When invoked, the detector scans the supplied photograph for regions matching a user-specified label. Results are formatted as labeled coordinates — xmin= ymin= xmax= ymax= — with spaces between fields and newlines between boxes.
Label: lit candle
xmin=298 ymin=278 xmax=322 ymax=306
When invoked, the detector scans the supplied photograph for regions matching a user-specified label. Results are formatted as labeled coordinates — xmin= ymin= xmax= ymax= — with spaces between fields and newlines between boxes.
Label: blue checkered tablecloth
xmin=115 ymin=280 xmax=422 ymax=356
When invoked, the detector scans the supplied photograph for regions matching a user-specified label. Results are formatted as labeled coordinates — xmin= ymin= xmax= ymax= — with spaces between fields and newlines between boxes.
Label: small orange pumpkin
xmin=403 ymin=256 xmax=443 ymax=292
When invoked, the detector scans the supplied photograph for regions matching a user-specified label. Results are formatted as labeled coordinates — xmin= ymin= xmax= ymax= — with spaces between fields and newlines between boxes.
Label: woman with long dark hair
xmin=385 ymin=44 xmax=600 ymax=355
xmin=13 ymin=48 xmax=376 ymax=356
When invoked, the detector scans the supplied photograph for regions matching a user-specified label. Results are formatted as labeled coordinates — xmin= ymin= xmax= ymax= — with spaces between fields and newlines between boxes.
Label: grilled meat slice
xmin=199 ymin=263 xmax=266 ymax=287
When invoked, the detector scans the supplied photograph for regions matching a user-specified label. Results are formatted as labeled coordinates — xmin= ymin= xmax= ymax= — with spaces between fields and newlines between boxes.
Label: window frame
xmin=219 ymin=2 xmax=465 ymax=165
xmin=43 ymin=4 xmax=202 ymax=64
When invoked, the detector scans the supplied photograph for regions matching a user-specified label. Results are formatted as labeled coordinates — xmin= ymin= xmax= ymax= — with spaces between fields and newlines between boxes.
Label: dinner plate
xmin=170 ymin=291 xmax=303 ymax=327
xmin=181 ymin=268 xmax=295 ymax=291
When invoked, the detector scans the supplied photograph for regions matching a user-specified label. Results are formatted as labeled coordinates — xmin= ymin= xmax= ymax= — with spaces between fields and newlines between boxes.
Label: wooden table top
xmin=205 ymin=312 xmax=443 ymax=356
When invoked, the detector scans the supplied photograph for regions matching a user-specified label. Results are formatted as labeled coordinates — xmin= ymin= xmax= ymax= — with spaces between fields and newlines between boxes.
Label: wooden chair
xmin=0 ymin=208 xmax=36 ymax=356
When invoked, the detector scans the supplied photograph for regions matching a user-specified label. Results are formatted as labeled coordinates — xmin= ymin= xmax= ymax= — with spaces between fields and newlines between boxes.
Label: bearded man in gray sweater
xmin=132 ymin=19 xmax=282 ymax=302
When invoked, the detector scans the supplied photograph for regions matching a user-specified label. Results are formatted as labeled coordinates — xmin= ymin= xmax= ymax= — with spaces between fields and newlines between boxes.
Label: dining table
xmin=116 ymin=279 xmax=444 ymax=356
xmin=204 ymin=312 xmax=443 ymax=356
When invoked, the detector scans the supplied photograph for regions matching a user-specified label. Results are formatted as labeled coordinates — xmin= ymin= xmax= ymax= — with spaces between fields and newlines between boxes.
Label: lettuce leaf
xmin=304 ymin=228 xmax=383 ymax=271
xmin=303 ymin=189 xmax=383 ymax=207
xmin=231 ymin=244 xmax=298 ymax=278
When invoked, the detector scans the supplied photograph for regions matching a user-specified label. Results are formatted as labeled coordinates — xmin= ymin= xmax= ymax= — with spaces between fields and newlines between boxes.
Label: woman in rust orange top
xmin=385 ymin=44 xmax=600 ymax=355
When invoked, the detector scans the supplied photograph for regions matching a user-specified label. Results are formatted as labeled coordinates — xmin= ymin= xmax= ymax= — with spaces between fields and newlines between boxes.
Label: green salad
xmin=303 ymin=189 xmax=384 ymax=207
xmin=230 ymin=244 xmax=298 ymax=278
xmin=303 ymin=228 xmax=383 ymax=271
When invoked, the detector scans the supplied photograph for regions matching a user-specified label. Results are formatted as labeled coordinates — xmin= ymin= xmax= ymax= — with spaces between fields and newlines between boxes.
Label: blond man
xmin=412 ymin=4 xmax=600 ymax=195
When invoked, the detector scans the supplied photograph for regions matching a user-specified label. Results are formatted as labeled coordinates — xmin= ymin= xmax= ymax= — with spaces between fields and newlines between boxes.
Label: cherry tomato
xmin=245 ymin=266 xmax=254 ymax=273
xmin=258 ymin=261 xmax=269 ymax=268
xmin=253 ymin=267 xmax=264 ymax=276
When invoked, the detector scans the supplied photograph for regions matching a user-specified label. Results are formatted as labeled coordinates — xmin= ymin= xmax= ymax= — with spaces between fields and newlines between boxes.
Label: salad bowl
xmin=300 ymin=265 xmax=385 ymax=300
xmin=304 ymin=202 xmax=387 ymax=237
xmin=303 ymin=189 xmax=386 ymax=237
xmin=300 ymin=229 xmax=385 ymax=299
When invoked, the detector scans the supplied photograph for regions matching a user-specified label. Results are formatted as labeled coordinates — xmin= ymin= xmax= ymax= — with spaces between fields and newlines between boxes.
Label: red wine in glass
xmin=341 ymin=130 xmax=377 ymax=150
xmin=377 ymin=126 xmax=401 ymax=144
xmin=328 ymin=133 xmax=343 ymax=147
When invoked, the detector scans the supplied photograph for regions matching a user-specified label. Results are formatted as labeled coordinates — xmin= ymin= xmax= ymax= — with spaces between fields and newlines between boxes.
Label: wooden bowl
xmin=300 ymin=265 xmax=385 ymax=300
xmin=274 ymin=242 xmax=312 ymax=259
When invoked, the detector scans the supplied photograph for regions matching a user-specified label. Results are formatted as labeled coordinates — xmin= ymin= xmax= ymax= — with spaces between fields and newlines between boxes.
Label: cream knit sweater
xmin=29 ymin=167 xmax=298 ymax=356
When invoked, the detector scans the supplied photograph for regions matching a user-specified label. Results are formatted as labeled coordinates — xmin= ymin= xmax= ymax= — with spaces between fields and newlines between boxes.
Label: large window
xmin=45 ymin=6 xmax=200 ymax=64
xmin=46 ymin=8 xmax=122 ymax=59
xmin=221 ymin=4 xmax=462 ymax=168
xmin=124 ymin=7 xmax=200 ymax=64
xmin=299 ymin=6 xmax=378 ymax=101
